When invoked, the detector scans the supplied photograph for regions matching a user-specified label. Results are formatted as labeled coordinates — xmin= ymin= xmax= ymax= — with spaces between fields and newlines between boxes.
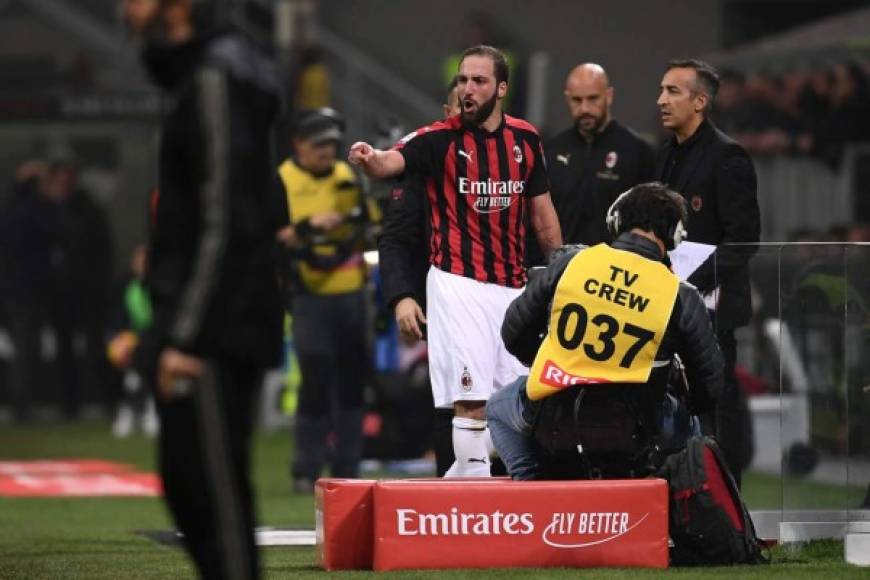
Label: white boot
xmin=141 ymin=399 xmax=159 ymax=438
xmin=112 ymin=405 xmax=135 ymax=438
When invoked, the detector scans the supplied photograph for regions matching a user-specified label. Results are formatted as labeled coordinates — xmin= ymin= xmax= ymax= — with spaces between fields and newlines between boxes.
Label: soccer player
xmin=350 ymin=45 xmax=562 ymax=477
xmin=378 ymin=78 xmax=463 ymax=476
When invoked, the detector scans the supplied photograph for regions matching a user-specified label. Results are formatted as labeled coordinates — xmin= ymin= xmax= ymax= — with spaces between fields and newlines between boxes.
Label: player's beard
xmin=463 ymin=91 xmax=499 ymax=126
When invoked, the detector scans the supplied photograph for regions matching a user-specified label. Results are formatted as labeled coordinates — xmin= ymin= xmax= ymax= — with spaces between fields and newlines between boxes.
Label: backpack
xmin=658 ymin=435 xmax=767 ymax=566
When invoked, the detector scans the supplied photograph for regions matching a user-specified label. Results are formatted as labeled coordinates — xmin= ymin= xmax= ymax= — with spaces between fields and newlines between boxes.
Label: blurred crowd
xmin=789 ymin=221 xmax=870 ymax=244
xmin=712 ymin=59 xmax=870 ymax=166
xmin=0 ymin=159 xmax=115 ymax=421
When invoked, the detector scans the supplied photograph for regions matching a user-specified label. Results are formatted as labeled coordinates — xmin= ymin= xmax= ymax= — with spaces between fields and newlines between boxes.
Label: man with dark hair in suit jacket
xmin=656 ymin=58 xmax=761 ymax=488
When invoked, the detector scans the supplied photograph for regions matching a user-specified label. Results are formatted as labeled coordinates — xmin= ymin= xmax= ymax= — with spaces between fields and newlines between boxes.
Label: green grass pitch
xmin=0 ymin=420 xmax=866 ymax=579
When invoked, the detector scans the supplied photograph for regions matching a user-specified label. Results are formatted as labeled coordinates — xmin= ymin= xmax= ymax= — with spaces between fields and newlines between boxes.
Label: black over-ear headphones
xmin=605 ymin=187 xmax=687 ymax=251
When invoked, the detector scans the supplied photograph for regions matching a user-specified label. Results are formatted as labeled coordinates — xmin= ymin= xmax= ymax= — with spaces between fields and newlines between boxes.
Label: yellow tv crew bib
xmin=279 ymin=159 xmax=366 ymax=295
xmin=527 ymin=244 xmax=679 ymax=401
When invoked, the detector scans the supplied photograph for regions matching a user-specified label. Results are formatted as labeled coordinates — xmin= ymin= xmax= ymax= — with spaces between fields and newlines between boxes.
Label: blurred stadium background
xmin=1 ymin=0 xmax=870 ymax=576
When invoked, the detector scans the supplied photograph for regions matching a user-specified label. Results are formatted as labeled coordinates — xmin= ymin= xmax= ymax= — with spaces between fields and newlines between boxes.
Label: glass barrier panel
xmin=844 ymin=244 xmax=870 ymax=550
xmin=732 ymin=244 xmax=784 ymax=514
xmin=778 ymin=244 xmax=853 ymax=518
xmin=711 ymin=242 xmax=867 ymax=546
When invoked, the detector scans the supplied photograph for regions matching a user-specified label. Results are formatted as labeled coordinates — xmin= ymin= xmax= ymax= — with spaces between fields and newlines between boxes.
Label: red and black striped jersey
xmin=394 ymin=114 xmax=549 ymax=288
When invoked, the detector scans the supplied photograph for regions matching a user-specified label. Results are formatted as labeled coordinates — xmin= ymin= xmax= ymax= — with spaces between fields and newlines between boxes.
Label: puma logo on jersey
xmin=557 ymin=153 xmax=571 ymax=166
xmin=458 ymin=149 xmax=474 ymax=162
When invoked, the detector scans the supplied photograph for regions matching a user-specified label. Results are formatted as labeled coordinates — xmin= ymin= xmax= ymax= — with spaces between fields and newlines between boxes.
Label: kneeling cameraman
xmin=488 ymin=182 xmax=724 ymax=480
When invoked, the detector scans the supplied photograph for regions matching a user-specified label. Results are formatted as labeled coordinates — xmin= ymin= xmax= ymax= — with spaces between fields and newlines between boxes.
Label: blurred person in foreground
xmin=377 ymin=78 xmax=461 ymax=476
xmin=350 ymin=45 xmax=562 ymax=477
xmin=488 ymin=183 xmax=723 ymax=480
xmin=655 ymin=59 xmax=760 ymax=488
xmin=122 ymin=0 xmax=283 ymax=578
xmin=274 ymin=107 xmax=377 ymax=493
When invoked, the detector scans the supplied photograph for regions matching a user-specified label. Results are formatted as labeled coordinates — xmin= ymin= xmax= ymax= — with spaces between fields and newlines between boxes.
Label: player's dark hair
xmin=666 ymin=59 xmax=720 ymax=112
xmin=460 ymin=45 xmax=509 ymax=85
xmin=616 ymin=182 xmax=687 ymax=246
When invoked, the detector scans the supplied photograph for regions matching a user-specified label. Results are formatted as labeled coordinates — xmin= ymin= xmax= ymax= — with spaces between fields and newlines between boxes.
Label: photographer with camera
xmin=276 ymin=107 xmax=377 ymax=492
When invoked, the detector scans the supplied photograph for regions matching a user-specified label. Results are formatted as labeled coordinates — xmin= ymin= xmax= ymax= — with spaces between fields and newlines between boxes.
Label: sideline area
xmin=0 ymin=420 xmax=866 ymax=579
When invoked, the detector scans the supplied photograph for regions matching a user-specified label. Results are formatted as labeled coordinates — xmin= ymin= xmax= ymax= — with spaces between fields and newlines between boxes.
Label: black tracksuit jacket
xmin=377 ymin=173 xmax=430 ymax=310
xmin=140 ymin=31 xmax=284 ymax=369
xmin=545 ymin=120 xmax=655 ymax=247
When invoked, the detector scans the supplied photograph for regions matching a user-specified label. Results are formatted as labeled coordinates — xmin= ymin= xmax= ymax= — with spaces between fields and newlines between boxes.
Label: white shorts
xmin=426 ymin=266 xmax=527 ymax=409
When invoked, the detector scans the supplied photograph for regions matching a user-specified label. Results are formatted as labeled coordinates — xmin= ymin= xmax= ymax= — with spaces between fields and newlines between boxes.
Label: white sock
xmin=444 ymin=416 xmax=491 ymax=478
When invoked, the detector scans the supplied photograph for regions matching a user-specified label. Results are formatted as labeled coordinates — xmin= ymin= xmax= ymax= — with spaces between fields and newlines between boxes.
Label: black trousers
xmin=433 ymin=407 xmax=455 ymax=477
xmin=8 ymin=298 xmax=81 ymax=419
xmin=291 ymin=291 xmax=367 ymax=480
xmin=703 ymin=329 xmax=754 ymax=489
xmin=157 ymin=358 xmax=261 ymax=580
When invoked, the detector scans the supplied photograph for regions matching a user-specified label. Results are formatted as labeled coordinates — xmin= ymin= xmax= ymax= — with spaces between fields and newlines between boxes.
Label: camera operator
xmin=487 ymin=182 xmax=724 ymax=480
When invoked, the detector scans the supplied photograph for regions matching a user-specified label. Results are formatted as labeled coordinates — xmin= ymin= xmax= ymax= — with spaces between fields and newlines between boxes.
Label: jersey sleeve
xmin=393 ymin=126 xmax=437 ymax=176
xmin=526 ymin=136 xmax=550 ymax=197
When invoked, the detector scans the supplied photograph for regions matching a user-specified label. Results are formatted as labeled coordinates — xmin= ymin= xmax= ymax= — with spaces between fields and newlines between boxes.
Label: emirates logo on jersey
xmin=458 ymin=177 xmax=522 ymax=213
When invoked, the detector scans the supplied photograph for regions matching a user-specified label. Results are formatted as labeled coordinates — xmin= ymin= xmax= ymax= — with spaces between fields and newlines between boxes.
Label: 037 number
xmin=556 ymin=303 xmax=654 ymax=368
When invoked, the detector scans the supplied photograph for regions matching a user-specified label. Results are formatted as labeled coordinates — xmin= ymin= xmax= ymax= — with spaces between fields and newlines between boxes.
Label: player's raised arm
xmin=348 ymin=141 xmax=406 ymax=179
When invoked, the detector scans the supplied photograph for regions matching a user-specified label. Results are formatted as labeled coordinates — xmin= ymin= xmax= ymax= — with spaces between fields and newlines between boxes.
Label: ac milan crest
xmin=460 ymin=367 xmax=473 ymax=391
xmin=513 ymin=145 xmax=523 ymax=164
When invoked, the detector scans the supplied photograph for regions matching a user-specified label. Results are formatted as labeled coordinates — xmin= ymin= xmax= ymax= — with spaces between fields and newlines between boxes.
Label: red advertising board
xmin=372 ymin=479 xmax=668 ymax=571
xmin=315 ymin=479 xmax=376 ymax=570
xmin=0 ymin=460 xmax=161 ymax=497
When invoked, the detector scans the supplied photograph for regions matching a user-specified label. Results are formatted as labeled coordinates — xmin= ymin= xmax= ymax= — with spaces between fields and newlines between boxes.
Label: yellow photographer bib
xmin=279 ymin=159 xmax=366 ymax=295
xmin=527 ymin=244 xmax=679 ymax=401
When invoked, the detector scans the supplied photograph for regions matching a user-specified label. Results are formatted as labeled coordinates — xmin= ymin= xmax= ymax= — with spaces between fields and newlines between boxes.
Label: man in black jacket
xmin=487 ymin=183 xmax=723 ymax=480
xmin=545 ymin=63 xmax=655 ymax=248
xmin=377 ymin=79 xmax=460 ymax=477
xmin=123 ymin=1 xmax=283 ymax=578
xmin=379 ymin=78 xmax=461 ymax=341
xmin=656 ymin=59 xmax=761 ymax=487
